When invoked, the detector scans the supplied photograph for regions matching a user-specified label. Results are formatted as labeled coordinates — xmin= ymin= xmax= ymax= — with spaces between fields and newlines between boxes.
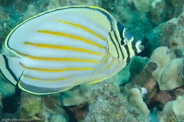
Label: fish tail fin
xmin=0 ymin=54 xmax=24 ymax=85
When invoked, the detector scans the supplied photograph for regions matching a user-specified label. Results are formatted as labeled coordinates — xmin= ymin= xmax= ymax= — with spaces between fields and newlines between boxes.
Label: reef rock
xmin=83 ymin=82 xmax=145 ymax=122
xmin=19 ymin=92 xmax=68 ymax=121
xmin=161 ymin=11 xmax=184 ymax=50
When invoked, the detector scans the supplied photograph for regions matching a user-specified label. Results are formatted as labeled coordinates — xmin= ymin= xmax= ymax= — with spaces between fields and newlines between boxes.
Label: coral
xmin=149 ymin=47 xmax=184 ymax=90
xmin=128 ymin=88 xmax=150 ymax=117
xmin=160 ymin=95 xmax=184 ymax=122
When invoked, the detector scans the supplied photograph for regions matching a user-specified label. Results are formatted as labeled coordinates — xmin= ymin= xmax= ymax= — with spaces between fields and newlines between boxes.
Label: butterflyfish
xmin=0 ymin=6 xmax=143 ymax=95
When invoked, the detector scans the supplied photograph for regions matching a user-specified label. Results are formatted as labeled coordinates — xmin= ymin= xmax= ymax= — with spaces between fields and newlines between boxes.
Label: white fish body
xmin=0 ymin=6 xmax=143 ymax=95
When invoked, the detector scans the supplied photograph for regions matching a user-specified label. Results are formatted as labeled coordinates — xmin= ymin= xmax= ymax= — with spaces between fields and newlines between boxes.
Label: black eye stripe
xmin=121 ymin=39 xmax=124 ymax=45
xmin=117 ymin=22 xmax=125 ymax=45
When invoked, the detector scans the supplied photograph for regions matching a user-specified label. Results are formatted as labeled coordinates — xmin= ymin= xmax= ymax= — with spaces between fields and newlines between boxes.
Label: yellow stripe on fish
xmin=116 ymin=60 xmax=120 ymax=69
xmin=13 ymin=50 xmax=100 ymax=62
xmin=37 ymin=30 xmax=104 ymax=48
xmin=1 ymin=6 xmax=143 ymax=95
xmin=54 ymin=18 xmax=106 ymax=40
xmin=20 ymin=62 xmax=94 ymax=72
xmin=105 ymin=57 xmax=115 ymax=70
xmin=23 ymin=74 xmax=69 ymax=81
xmin=24 ymin=41 xmax=104 ymax=56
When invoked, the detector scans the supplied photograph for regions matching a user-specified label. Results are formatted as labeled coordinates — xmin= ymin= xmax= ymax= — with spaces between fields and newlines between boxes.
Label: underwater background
xmin=0 ymin=0 xmax=184 ymax=121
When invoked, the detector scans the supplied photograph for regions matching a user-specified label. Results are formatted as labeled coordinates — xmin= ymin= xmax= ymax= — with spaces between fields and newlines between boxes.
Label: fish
xmin=0 ymin=6 xmax=143 ymax=95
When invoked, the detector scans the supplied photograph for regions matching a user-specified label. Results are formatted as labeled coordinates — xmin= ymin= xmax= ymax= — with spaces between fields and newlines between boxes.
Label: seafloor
xmin=0 ymin=0 xmax=184 ymax=122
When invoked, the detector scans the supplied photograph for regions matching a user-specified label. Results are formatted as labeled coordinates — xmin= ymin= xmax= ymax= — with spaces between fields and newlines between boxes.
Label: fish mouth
xmin=135 ymin=40 xmax=144 ymax=54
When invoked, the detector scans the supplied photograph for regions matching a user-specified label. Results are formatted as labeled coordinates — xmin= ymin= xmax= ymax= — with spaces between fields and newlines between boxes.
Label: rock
xmin=152 ymin=91 xmax=173 ymax=107
xmin=47 ymin=0 xmax=98 ymax=9
xmin=43 ymin=94 xmax=67 ymax=116
xmin=61 ymin=85 xmax=90 ymax=106
xmin=20 ymin=92 xmax=68 ymax=121
xmin=143 ymin=78 xmax=158 ymax=105
xmin=150 ymin=0 xmax=165 ymax=24
xmin=19 ymin=92 xmax=44 ymax=121
xmin=174 ymin=0 xmax=184 ymax=17
xmin=64 ymin=103 xmax=88 ymax=121
xmin=50 ymin=114 xmax=68 ymax=122
xmin=129 ymin=0 xmax=151 ymax=12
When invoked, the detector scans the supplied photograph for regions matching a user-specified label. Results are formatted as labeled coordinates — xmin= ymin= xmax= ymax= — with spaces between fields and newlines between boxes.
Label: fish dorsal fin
xmin=0 ymin=54 xmax=24 ymax=85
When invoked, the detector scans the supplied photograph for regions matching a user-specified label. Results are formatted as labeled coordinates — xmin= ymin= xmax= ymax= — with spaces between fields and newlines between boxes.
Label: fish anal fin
xmin=18 ymin=79 xmax=72 ymax=95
